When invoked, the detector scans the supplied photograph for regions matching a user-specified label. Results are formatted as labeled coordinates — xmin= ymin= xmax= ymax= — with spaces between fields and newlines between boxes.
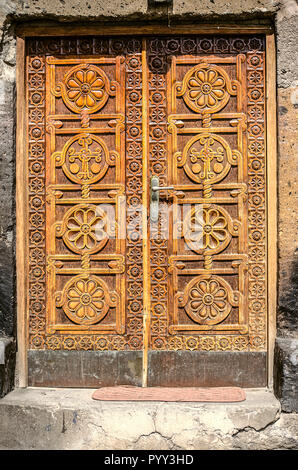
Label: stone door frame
xmin=15 ymin=23 xmax=277 ymax=389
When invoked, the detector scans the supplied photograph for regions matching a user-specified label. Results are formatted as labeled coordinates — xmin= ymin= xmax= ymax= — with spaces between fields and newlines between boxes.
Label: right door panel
xmin=147 ymin=36 xmax=267 ymax=387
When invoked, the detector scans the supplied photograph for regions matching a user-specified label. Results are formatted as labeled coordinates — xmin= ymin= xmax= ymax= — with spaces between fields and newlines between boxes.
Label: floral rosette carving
xmin=55 ymin=204 xmax=110 ymax=254
xmin=53 ymin=63 xmax=115 ymax=114
xmin=176 ymin=63 xmax=237 ymax=114
xmin=183 ymin=204 xmax=240 ymax=255
xmin=56 ymin=275 xmax=117 ymax=325
xmin=178 ymin=275 xmax=240 ymax=326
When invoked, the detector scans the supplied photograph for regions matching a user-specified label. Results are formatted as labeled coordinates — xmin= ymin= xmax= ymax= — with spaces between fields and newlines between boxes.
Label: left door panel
xmin=26 ymin=37 xmax=144 ymax=387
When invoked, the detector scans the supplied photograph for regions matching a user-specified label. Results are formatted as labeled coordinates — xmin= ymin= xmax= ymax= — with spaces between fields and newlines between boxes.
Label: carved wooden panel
xmin=26 ymin=35 xmax=267 ymax=382
xmin=147 ymin=36 xmax=266 ymax=352
xmin=27 ymin=37 xmax=144 ymax=352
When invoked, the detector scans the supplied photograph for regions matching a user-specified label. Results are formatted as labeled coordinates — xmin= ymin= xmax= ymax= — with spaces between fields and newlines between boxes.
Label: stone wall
xmin=276 ymin=1 xmax=297 ymax=336
xmin=0 ymin=6 xmax=16 ymax=339
xmin=274 ymin=1 xmax=298 ymax=413
xmin=0 ymin=0 xmax=296 ymax=414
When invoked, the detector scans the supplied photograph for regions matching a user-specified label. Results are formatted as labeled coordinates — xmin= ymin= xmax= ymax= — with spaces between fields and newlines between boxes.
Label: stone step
xmin=0 ymin=387 xmax=297 ymax=450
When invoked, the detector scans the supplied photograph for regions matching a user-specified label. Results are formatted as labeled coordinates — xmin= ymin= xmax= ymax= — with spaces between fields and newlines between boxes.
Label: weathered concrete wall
xmin=0 ymin=0 xmax=296 ymax=424
xmin=0 ymin=337 xmax=15 ymax=398
xmin=274 ymin=338 xmax=298 ymax=412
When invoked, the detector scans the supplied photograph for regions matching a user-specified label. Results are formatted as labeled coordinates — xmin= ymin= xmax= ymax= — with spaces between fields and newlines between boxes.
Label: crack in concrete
xmin=86 ymin=419 xmax=108 ymax=436
xmin=231 ymin=411 xmax=281 ymax=437
xmin=133 ymin=430 xmax=177 ymax=449
xmin=61 ymin=411 xmax=67 ymax=433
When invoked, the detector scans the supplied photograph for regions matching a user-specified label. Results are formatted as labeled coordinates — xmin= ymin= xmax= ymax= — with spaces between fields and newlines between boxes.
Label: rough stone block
xmin=274 ymin=337 xmax=298 ymax=412
xmin=15 ymin=0 xmax=147 ymax=21
xmin=173 ymin=0 xmax=278 ymax=17
xmin=0 ymin=337 xmax=15 ymax=398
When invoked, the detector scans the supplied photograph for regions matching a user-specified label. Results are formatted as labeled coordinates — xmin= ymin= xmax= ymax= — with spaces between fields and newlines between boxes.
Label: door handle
xmin=150 ymin=176 xmax=174 ymax=223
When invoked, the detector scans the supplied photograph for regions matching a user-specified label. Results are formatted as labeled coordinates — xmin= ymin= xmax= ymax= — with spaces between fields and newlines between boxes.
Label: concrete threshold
xmin=0 ymin=387 xmax=289 ymax=450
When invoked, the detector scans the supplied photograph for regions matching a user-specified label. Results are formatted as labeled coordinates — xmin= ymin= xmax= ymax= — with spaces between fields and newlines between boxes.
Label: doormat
xmin=92 ymin=386 xmax=246 ymax=402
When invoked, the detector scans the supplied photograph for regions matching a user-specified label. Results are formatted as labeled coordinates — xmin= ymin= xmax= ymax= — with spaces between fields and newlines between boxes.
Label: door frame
xmin=16 ymin=23 xmax=277 ymax=388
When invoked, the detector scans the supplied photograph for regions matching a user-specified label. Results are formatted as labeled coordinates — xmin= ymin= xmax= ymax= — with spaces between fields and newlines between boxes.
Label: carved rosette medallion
xmin=55 ymin=64 xmax=111 ymax=114
xmin=183 ymin=205 xmax=236 ymax=255
xmin=179 ymin=275 xmax=239 ymax=326
xmin=177 ymin=63 xmax=236 ymax=114
xmin=56 ymin=204 xmax=109 ymax=254
xmin=56 ymin=275 xmax=117 ymax=325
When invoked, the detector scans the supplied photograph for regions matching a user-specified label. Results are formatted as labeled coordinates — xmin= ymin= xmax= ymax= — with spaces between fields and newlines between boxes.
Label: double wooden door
xmin=25 ymin=35 xmax=268 ymax=387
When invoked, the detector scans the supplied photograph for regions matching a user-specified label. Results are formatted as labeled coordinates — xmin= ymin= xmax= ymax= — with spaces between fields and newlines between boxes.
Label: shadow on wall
xmin=277 ymin=253 xmax=298 ymax=335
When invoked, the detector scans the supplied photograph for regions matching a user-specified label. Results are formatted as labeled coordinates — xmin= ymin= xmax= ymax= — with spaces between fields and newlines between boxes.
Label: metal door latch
xmin=150 ymin=176 xmax=174 ymax=223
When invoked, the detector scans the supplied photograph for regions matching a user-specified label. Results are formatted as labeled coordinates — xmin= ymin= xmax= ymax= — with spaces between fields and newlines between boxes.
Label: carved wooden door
xmin=145 ymin=37 xmax=267 ymax=387
xmin=25 ymin=35 xmax=267 ymax=387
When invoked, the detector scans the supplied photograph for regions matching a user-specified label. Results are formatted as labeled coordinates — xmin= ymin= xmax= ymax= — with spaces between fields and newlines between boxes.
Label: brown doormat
xmin=92 ymin=386 xmax=246 ymax=402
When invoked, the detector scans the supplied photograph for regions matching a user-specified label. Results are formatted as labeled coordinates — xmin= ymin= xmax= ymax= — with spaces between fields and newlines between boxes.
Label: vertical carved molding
xmin=147 ymin=38 xmax=169 ymax=351
xmin=27 ymin=48 xmax=47 ymax=350
xmin=125 ymin=39 xmax=144 ymax=349
xmin=246 ymin=40 xmax=267 ymax=351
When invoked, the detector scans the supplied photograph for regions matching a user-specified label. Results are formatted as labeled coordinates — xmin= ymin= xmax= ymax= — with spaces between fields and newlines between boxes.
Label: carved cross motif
xmin=189 ymin=136 xmax=225 ymax=180
xmin=67 ymin=135 xmax=102 ymax=181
